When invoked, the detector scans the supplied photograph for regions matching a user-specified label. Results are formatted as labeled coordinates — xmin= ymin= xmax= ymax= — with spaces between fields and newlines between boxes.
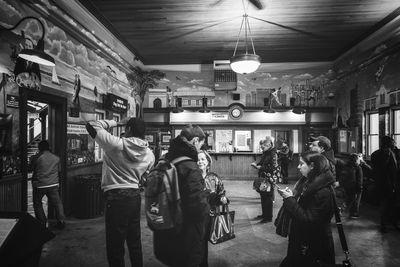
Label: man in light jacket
xmin=86 ymin=117 xmax=155 ymax=267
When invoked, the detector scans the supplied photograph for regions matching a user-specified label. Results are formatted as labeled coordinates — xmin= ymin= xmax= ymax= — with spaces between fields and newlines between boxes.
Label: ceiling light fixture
xmin=1 ymin=16 xmax=55 ymax=67
xmin=230 ymin=6 xmax=261 ymax=75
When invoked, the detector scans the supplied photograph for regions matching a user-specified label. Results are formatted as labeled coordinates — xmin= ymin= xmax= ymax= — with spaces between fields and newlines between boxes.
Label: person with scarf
xmin=251 ymin=136 xmax=281 ymax=223
xmin=277 ymin=151 xmax=336 ymax=267
xmin=198 ymin=150 xmax=228 ymax=267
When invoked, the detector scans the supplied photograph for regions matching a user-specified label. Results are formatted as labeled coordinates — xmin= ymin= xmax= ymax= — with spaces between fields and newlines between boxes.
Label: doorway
xmin=19 ymin=87 xmax=67 ymax=214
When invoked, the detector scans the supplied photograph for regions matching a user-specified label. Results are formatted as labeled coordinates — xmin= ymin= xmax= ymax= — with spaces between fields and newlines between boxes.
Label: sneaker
xmin=350 ymin=214 xmax=360 ymax=219
xmin=55 ymin=221 xmax=66 ymax=230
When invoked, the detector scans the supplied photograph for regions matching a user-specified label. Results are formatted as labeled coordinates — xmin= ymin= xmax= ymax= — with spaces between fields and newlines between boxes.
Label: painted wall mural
xmin=333 ymin=32 xmax=400 ymax=126
xmin=0 ymin=0 xmax=135 ymax=113
xmin=150 ymin=65 xmax=340 ymax=109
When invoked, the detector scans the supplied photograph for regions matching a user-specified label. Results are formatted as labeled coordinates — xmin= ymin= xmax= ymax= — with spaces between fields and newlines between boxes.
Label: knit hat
xmin=180 ymin=124 xmax=206 ymax=141
xmin=126 ymin=118 xmax=146 ymax=139
xmin=310 ymin=136 xmax=331 ymax=150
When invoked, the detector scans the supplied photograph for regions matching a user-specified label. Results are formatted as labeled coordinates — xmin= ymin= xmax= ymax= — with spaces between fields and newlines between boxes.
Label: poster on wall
xmin=215 ymin=130 xmax=233 ymax=153
xmin=234 ymin=130 xmax=251 ymax=151
xmin=67 ymin=124 xmax=95 ymax=166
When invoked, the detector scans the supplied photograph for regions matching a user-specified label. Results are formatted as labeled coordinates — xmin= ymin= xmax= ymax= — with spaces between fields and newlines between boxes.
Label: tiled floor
xmin=40 ymin=180 xmax=400 ymax=267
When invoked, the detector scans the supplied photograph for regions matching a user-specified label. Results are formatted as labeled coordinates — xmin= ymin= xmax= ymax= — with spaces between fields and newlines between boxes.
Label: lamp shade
xmin=19 ymin=39 xmax=55 ymax=67
xmin=230 ymin=54 xmax=261 ymax=74
xmin=292 ymin=107 xmax=306 ymax=114
xmin=263 ymin=108 xmax=276 ymax=113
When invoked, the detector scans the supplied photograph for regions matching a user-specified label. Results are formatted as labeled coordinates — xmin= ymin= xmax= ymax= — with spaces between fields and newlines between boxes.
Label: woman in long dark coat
xmin=251 ymin=136 xmax=281 ymax=223
xmin=277 ymin=151 xmax=336 ymax=267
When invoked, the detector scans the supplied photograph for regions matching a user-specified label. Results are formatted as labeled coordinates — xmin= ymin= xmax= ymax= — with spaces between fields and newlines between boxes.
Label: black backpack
xmin=144 ymin=156 xmax=191 ymax=231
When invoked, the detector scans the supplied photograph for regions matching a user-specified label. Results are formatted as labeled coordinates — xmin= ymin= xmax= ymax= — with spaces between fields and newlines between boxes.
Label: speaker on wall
xmin=0 ymin=212 xmax=55 ymax=267
xmin=232 ymin=93 xmax=240 ymax=100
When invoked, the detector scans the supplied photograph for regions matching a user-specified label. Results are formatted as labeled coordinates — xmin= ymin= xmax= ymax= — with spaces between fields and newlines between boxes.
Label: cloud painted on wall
xmin=0 ymin=0 xmax=22 ymax=26
xmin=293 ymin=73 xmax=313 ymax=80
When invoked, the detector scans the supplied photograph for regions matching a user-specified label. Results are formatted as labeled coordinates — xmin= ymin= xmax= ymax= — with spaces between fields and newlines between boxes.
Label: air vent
xmin=213 ymin=60 xmax=237 ymax=91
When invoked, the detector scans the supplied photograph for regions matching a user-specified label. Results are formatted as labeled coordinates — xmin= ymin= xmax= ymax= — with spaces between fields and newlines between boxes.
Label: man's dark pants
xmin=32 ymin=185 xmax=65 ymax=226
xmin=105 ymin=189 xmax=142 ymax=267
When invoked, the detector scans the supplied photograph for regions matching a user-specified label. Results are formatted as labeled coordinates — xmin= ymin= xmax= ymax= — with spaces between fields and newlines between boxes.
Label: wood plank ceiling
xmin=77 ymin=0 xmax=400 ymax=65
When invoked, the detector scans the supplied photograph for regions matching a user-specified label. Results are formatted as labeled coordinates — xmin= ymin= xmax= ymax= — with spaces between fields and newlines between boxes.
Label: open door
xmin=19 ymin=87 xmax=67 ymax=213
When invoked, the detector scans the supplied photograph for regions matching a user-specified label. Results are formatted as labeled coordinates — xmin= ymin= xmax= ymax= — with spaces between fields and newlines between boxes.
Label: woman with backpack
xmin=198 ymin=150 xmax=228 ymax=267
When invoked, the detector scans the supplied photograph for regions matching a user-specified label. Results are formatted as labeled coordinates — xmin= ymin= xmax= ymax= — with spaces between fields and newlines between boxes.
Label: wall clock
xmin=229 ymin=105 xmax=243 ymax=119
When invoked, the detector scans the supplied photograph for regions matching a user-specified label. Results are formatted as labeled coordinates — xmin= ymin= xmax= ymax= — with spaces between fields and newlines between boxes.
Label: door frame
xmin=19 ymin=87 xmax=67 ymax=212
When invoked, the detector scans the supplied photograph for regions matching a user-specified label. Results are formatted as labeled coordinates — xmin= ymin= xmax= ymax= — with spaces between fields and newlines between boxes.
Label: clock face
xmin=229 ymin=106 xmax=243 ymax=119
xmin=231 ymin=108 xmax=241 ymax=118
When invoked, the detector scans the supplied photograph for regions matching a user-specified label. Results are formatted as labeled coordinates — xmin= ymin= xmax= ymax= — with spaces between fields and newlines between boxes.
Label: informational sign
xmin=104 ymin=93 xmax=128 ymax=113
xmin=211 ymin=113 xmax=228 ymax=121
xmin=67 ymin=124 xmax=87 ymax=134
xmin=6 ymin=95 xmax=19 ymax=108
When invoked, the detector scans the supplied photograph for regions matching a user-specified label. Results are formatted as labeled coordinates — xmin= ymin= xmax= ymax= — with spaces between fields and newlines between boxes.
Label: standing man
xmin=30 ymin=140 xmax=66 ymax=229
xmin=371 ymin=136 xmax=398 ymax=233
xmin=86 ymin=117 xmax=155 ymax=267
xmin=154 ymin=124 xmax=210 ymax=267
xmin=309 ymin=136 xmax=337 ymax=182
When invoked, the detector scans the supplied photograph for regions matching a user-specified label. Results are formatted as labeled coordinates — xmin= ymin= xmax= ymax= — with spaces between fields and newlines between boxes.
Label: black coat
xmin=371 ymin=148 xmax=398 ymax=196
xmin=340 ymin=163 xmax=363 ymax=194
xmin=154 ymin=136 xmax=209 ymax=267
xmin=280 ymin=172 xmax=336 ymax=267
xmin=166 ymin=136 xmax=210 ymax=223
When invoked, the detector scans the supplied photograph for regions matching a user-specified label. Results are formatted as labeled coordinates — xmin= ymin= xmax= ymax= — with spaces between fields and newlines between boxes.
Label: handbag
xmin=253 ymin=172 xmax=272 ymax=192
xmin=208 ymin=205 xmax=235 ymax=244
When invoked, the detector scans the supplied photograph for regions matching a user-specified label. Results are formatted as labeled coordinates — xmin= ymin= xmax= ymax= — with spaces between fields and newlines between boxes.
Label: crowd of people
xmin=30 ymin=116 xmax=400 ymax=267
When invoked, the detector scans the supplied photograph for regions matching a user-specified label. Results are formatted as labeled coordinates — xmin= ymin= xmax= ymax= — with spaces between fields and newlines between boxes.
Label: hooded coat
xmin=154 ymin=136 xmax=209 ymax=267
xmin=280 ymin=172 xmax=336 ymax=267
xmin=86 ymin=120 xmax=155 ymax=191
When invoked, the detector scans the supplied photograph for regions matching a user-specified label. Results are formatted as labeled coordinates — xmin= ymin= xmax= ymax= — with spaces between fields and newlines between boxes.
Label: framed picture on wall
xmin=144 ymin=133 xmax=156 ymax=145
xmin=161 ymin=134 xmax=171 ymax=144
xmin=234 ymin=130 xmax=252 ymax=151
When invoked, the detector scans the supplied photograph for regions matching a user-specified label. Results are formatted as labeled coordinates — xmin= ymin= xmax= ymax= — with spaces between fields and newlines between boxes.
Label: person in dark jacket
xmin=154 ymin=124 xmax=210 ymax=267
xmin=278 ymin=141 xmax=292 ymax=184
xmin=371 ymin=136 xmax=399 ymax=233
xmin=251 ymin=136 xmax=281 ymax=223
xmin=341 ymin=153 xmax=366 ymax=218
xmin=278 ymin=151 xmax=336 ymax=267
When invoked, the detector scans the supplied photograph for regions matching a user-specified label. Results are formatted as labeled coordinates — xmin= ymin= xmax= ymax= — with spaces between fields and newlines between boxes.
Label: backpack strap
xmin=163 ymin=156 xmax=193 ymax=202
xmin=171 ymin=156 xmax=193 ymax=165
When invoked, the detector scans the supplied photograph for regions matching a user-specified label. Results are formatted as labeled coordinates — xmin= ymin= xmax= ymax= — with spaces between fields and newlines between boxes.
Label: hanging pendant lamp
xmin=230 ymin=13 xmax=261 ymax=74
xmin=0 ymin=16 xmax=55 ymax=67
